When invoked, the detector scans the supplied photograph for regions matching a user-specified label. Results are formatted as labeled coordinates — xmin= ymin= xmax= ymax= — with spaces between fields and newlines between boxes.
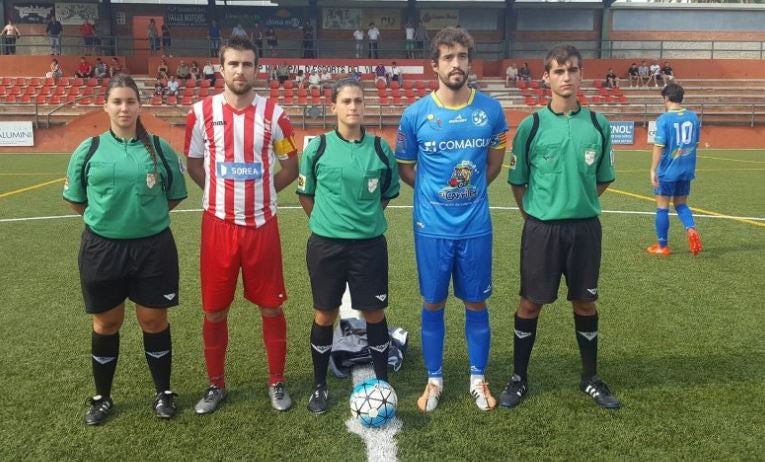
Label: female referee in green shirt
xmin=63 ymin=75 xmax=187 ymax=425
xmin=297 ymin=79 xmax=400 ymax=413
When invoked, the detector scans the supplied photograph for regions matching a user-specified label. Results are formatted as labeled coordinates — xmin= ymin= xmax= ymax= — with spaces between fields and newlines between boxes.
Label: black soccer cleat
xmin=84 ymin=395 xmax=114 ymax=425
xmin=153 ymin=390 xmax=178 ymax=419
xmin=307 ymin=384 xmax=328 ymax=414
xmin=499 ymin=374 xmax=528 ymax=409
xmin=580 ymin=376 xmax=621 ymax=409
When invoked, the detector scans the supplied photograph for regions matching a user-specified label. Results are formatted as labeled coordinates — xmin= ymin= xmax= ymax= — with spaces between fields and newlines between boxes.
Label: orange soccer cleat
xmin=687 ymin=228 xmax=703 ymax=256
xmin=646 ymin=244 xmax=671 ymax=256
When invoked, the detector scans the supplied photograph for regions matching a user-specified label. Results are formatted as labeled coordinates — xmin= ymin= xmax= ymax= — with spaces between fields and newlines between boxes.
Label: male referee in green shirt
xmin=502 ymin=44 xmax=620 ymax=410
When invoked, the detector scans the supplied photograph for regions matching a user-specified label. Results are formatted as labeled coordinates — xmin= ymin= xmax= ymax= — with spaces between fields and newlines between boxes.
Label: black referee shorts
xmin=519 ymin=217 xmax=601 ymax=304
xmin=78 ymin=227 xmax=180 ymax=314
xmin=306 ymin=233 xmax=388 ymax=311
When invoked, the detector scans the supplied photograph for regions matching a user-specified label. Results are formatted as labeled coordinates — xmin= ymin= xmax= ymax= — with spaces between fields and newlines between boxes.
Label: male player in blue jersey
xmin=395 ymin=26 xmax=508 ymax=412
xmin=647 ymin=83 xmax=702 ymax=256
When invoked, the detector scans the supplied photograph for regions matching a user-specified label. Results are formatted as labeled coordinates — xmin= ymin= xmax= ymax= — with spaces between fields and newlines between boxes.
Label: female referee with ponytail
xmin=63 ymin=75 xmax=187 ymax=425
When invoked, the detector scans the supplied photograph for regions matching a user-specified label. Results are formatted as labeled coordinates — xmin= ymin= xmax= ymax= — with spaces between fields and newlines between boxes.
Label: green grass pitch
xmin=0 ymin=149 xmax=763 ymax=460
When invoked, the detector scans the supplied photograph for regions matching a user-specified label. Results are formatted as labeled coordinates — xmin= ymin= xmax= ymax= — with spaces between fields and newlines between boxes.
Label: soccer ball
xmin=349 ymin=378 xmax=397 ymax=428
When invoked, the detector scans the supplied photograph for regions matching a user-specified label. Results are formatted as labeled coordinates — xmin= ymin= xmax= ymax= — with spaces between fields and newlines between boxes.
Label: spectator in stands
xmin=76 ymin=57 xmax=93 ymax=79
xmin=505 ymin=63 xmax=518 ymax=87
xmin=208 ymin=19 xmax=221 ymax=58
xmin=518 ymin=63 xmax=532 ymax=82
xmin=353 ymin=27 xmax=364 ymax=59
xmin=166 ymin=75 xmax=180 ymax=97
xmin=414 ymin=20 xmax=428 ymax=59
xmin=157 ymin=59 xmax=169 ymax=80
xmin=176 ymin=60 xmax=191 ymax=80
xmin=661 ymin=62 xmax=674 ymax=86
xmin=627 ymin=63 xmax=640 ymax=87
xmin=1 ymin=20 xmax=21 ymax=55
xmin=46 ymin=15 xmax=63 ymax=56
xmin=638 ymin=60 xmax=650 ymax=87
xmin=154 ymin=78 xmax=166 ymax=98
xmin=268 ymin=64 xmax=278 ymax=82
xmin=468 ymin=71 xmax=480 ymax=90
xmin=374 ymin=63 xmax=387 ymax=86
xmin=350 ymin=70 xmax=363 ymax=81
xmin=46 ymin=58 xmax=63 ymax=82
xmin=110 ymin=57 xmax=124 ymax=77
xmin=277 ymin=62 xmax=289 ymax=84
xmin=405 ymin=22 xmax=416 ymax=59
xmin=161 ymin=23 xmax=172 ymax=57
xmin=203 ymin=60 xmax=215 ymax=84
xmin=295 ymin=70 xmax=305 ymax=88
xmin=252 ymin=22 xmax=264 ymax=58
xmin=308 ymin=72 xmax=321 ymax=91
xmin=94 ymin=58 xmax=108 ymax=80
xmin=190 ymin=61 xmax=201 ymax=81
xmin=81 ymin=19 xmax=97 ymax=56
xmin=390 ymin=62 xmax=401 ymax=84
xmin=367 ymin=22 xmax=380 ymax=59
xmin=266 ymin=27 xmax=277 ymax=57
xmin=148 ymin=19 xmax=160 ymax=55
xmin=604 ymin=68 xmax=619 ymax=88
xmin=302 ymin=21 xmax=314 ymax=59
xmin=320 ymin=70 xmax=333 ymax=89
xmin=231 ymin=24 xmax=247 ymax=39
xmin=649 ymin=61 xmax=662 ymax=88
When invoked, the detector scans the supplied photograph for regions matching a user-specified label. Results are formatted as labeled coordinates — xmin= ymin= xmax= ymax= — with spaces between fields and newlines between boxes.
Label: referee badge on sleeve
xmin=297 ymin=174 xmax=306 ymax=191
xmin=509 ymin=154 xmax=517 ymax=170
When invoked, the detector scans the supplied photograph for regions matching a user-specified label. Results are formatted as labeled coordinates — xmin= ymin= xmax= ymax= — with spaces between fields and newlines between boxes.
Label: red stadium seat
xmin=406 ymin=94 xmax=417 ymax=105
xmin=284 ymin=87 xmax=295 ymax=104
xmin=529 ymin=80 xmax=540 ymax=89
xmin=66 ymin=94 xmax=77 ymax=104
xmin=35 ymin=94 xmax=48 ymax=104
xmin=25 ymin=86 xmax=37 ymax=95
xmin=5 ymin=93 xmax=17 ymax=103
xmin=214 ymin=79 xmax=224 ymax=89
xmin=185 ymin=79 xmax=197 ymax=89
xmin=269 ymin=80 xmax=279 ymax=89
xmin=198 ymin=87 xmax=209 ymax=97
xmin=392 ymin=94 xmax=402 ymax=105
xmin=49 ymin=94 xmax=61 ymax=105
xmin=378 ymin=93 xmax=389 ymax=105
xmin=310 ymin=93 xmax=321 ymax=105
xmin=1 ymin=77 xmax=13 ymax=87
xmin=199 ymin=79 xmax=211 ymax=88
xmin=323 ymin=87 xmax=332 ymax=103
xmin=297 ymin=88 xmax=308 ymax=105
xmin=0 ymin=87 xmax=6 ymax=96
xmin=579 ymin=95 xmax=589 ymax=106
xmin=517 ymin=80 xmax=527 ymax=90
xmin=14 ymin=77 xmax=27 ymax=86
xmin=58 ymin=77 xmax=71 ymax=87
xmin=78 ymin=96 xmax=92 ymax=105
xmin=94 ymin=95 xmax=105 ymax=105
xmin=403 ymin=80 xmax=413 ymax=90
xmin=44 ymin=77 xmax=55 ymax=87
xmin=591 ymin=95 xmax=603 ymax=104
xmin=428 ymin=80 xmax=438 ymax=91
xmin=182 ymin=94 xmax=194 ymax=105
xmin=391 ymin=87 xmax=401 ymax=98
xmin=72 ymin=78 xmax=84 ymax=87
xmin=80 ymin=87 xmax=94 ymax=96
xmin=537 ymin=94 xmax=548 ymax=106
xmin=101 ymin=78 xmax=110 ymax=88
xmin=269 ymin=87 xmax=279 ymax=99
xmin=390 ymin=81 xmax=400 ymax=90
xmin=593 ymin=79 xmax=603 ymax=88
xmin=618 ymin=95 xmax=628 ymax=104
xmin=167 ymin=95 xmax=178 ymax=105
xmin=375 ymin=79 xmax=386 ymax=90
xmin=284 ymin=80 xmax=294 ymax=89
xmin=86 ymin=78 xmax=98 ymax=87
xmin=150 ymin=95 xmax=162 ymax=106
xmin=525 ymin=95 xmax=536 ymax=106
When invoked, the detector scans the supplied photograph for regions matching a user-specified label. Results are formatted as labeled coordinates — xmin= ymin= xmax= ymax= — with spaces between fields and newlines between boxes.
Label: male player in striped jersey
xmin=396 ymin=26 xmax=508 ymax=412
xmin=184 ymin=36 xmax=299 ymax=414
xmin=647 ymin=82 xmax=702 ymax=256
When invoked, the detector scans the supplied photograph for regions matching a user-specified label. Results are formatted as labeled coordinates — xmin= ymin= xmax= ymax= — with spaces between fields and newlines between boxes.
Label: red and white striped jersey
xmin=184 ymin=93 xmax=297 ymax=227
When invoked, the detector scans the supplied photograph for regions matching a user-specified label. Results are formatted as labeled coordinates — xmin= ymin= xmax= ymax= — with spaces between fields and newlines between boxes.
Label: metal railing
xmin=3 ymin=35 xmax=764 ymax=60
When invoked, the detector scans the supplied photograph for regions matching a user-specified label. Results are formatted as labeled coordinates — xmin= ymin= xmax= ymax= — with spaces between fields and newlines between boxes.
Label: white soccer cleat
xmin=417 ymin=381 xmax=443 ymax=413
xmin=470 ymin=379 xmax=497 ymax=411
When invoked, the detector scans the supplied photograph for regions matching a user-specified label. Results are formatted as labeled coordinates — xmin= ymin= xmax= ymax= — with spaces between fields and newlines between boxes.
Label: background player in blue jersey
xmin=647 ymin=83 xmax=703 ymax=256
xmin=395 ymin=26 xmax=508 ymax=412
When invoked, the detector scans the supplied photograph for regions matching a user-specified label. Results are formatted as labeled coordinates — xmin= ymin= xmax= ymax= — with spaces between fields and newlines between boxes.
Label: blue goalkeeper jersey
xmin=654 ymin=107 xmax=700 ymax=182
xmin=395 ymin=89 xmax=508 ymax=238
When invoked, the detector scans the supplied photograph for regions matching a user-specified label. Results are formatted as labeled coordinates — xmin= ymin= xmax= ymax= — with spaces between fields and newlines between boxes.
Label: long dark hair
xmin=105 ymin=74 xmax=158 ymax=173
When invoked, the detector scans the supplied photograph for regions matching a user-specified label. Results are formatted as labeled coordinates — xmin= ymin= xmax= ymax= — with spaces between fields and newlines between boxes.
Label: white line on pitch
xmin=1 ymin=206 xmax=764 ymax=224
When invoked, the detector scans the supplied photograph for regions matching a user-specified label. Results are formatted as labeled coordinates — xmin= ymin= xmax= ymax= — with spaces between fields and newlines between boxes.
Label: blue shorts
xmin=414 ymin=234 xmax=492 ymax=304
xmin=654 ymin=180 xmax=691 ymax=197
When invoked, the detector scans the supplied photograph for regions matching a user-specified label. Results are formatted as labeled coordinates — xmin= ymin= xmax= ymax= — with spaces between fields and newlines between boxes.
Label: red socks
xmin=203 ymin=317 xmax=228 ymax=388
xmin=261 ymin=312 xmax=287 ymax=385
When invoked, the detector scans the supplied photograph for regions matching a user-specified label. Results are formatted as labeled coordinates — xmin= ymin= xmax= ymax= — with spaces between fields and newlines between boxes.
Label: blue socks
xmin=675 ymin=203 xmax=696 ymax=230
xmin=465 ymin=308 xmax=490 ymax=376
xmin=421 ymin=307 xmax=445 ymax=378
xmin=655 ymin=208 xmax=669 ymax=248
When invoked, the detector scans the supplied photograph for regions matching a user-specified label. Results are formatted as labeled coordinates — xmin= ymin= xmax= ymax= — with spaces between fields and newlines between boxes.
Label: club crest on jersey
xmin=439 ymin=160 xmax=478 ymax=201
xmin=472 ymin=109 xmax=488 ymax=127
xmin=584 ymin=149 xmax=596 ymax=166
xmin=146 ymin=172 xmax=157 ymax=189
xmin=368 ymin=178 xmax=379 ymax=193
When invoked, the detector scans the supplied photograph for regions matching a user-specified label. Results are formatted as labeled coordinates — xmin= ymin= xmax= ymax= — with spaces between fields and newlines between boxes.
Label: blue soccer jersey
xmin=654 ymin=108 xmax=700 ymax=182
xmin=395 ymin=90 xmax=508 ymax=238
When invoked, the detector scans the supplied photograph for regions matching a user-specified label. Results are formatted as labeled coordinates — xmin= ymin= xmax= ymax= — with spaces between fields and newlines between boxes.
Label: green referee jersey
xmin=508 ymin=105 xmax=615 ymax=220
xmin=63 ymin=131 xmax=188 ymax=239
xmin=297 ymin=129 xmax=400 ymax=239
